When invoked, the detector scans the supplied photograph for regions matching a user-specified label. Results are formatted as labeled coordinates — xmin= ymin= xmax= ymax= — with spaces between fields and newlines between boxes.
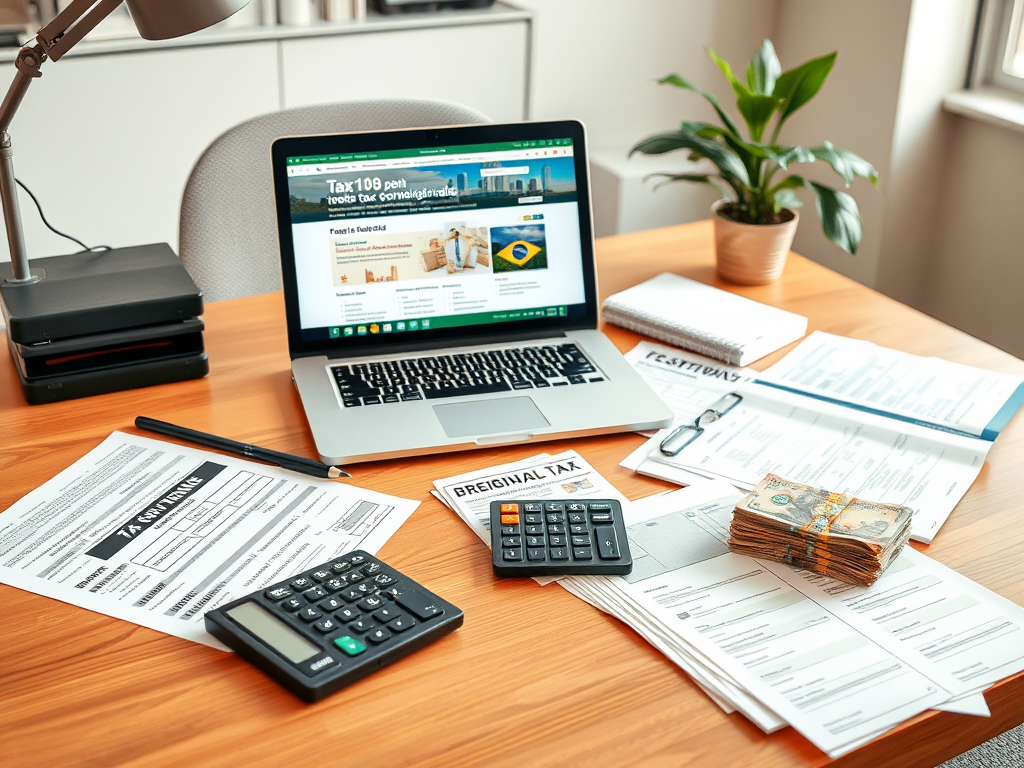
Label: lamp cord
xmin=15 ymin=178 xmax=111 ymax=253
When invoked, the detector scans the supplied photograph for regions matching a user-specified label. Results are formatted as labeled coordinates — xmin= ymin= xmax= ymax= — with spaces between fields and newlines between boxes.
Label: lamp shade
xmin=125 ymin=0 xmax=252 ymax=40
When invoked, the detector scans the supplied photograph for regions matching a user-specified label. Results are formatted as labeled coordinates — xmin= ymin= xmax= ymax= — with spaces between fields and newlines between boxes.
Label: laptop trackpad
xmin=433 ymin=397 xmax=550 ymax=439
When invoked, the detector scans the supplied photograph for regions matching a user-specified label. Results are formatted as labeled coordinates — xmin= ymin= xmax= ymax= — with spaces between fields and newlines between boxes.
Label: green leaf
xmin=811 ymin=141 xmax=853 ymax=186
xmin=707 ymin=48 xmax=751 ymax=100
xmin=747 ymin=40 xmax=781 ymax=94
xmin=772 ymin=52 xmax=837 ymax=130
xmin=680 ymin=120 xmax=726 ymax=140
xmin=736 ymin=94 xmax=777 ymax=142
xmin=659 ymin=74 xmax=741 ymax=137
xmin=630 ymin=130 xmax=750 ymax=186
xmin=810 ymin=181 xmax=862 ymax=254
xmin=770 ymin=174 xmax=807 ymax=193
xmin=771 ymin=145 xmax=816 ymax=169
xmin=810 ymin=141 xmax=880 ymax=186
xmin=773 ymin=189 xmax=803 ymax=211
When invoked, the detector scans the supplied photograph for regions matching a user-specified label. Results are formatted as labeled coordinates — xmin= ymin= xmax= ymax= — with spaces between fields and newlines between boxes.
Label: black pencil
xmin=135 ymin=416 xmax=350 ymax=479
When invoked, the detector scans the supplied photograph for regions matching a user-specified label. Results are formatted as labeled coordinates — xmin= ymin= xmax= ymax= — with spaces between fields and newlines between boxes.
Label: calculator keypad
xmin=490 ymin=499 xmax=632 ymax=577
xmin=204 ymin=550 xmax=464 ymax=702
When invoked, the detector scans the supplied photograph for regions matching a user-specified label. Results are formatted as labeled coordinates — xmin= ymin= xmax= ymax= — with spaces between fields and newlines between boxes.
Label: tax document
xmin=432 ymin=450 xmax=628 ymax=545
xmin=623 ymin=341 xmax=754 ymax=437
xmin=0 ymin=432 xmax=418 ymax=648
xmin=758 ymin=331 xmax=1024 ymax=439
xmin=560 ymin=483 xmax=787 ymax=733
xmin=629 ymin=385 xmax=990 ymax=543
xmin=571 ymin=488 xmax=953 ymax=757
xmin=773 ymin=547 xmax=1024 ymax=707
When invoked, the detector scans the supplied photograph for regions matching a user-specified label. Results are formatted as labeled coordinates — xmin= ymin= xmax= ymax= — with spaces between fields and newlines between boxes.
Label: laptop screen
xmin=273 ymin=121 xmax=597 ymax=358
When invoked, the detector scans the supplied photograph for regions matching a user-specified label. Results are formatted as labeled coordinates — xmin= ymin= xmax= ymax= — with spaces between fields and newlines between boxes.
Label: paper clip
xmin=659 ymin=392 xmax=744 ymax=457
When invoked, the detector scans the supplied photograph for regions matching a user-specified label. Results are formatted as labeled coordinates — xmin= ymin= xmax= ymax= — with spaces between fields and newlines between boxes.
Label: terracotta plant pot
xmin=711 ymin=200 xmax=799 ymax=285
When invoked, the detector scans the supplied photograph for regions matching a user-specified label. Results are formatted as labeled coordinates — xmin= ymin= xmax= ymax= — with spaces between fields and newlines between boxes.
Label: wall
xmin=512 ymin=0 xmax=778 ymax=153
xmin=875 ymin=0 xmax=977 ymax=308
xmin=917 ymin=116 xmax=1024 ymax=358
xmin=771 ymin=0 xmax=911 ymax=289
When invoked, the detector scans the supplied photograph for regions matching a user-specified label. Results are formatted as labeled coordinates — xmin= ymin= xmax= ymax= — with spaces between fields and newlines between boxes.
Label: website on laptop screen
xmin=284 ymin=138 xmax=586 ymax=340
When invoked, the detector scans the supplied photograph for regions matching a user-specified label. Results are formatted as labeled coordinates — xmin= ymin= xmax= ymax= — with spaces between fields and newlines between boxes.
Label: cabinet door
xmin=281 ymin=22 xmax=528 ymax=122
xmin=0 ymin=42 xmax=279 ymax=261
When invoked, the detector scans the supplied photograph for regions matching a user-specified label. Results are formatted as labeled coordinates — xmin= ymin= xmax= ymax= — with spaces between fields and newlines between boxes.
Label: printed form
xmin=571 ymin=487 xmax=1024 ymax=757
xmin=758 ymin=331 xmax=1024 ymax=438
xmin=622 ymin=341 xmax=754 ymax=436
xmin=432 ymin=449 xmax=628 ymax=545
xmin=619 ymin=339 xmax=994 ymax=542
xmin=634 ymin=385 xmax=990 ymax=542
xmin=0 ymin=432 xmax=418 ymax=648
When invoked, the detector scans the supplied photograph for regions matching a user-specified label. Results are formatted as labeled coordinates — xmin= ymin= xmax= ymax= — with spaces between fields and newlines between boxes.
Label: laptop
xmin=271 ymin=119 xmax=672 ymax=464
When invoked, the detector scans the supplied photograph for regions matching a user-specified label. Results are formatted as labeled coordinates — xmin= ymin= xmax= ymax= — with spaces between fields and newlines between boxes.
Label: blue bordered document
xmin=756 ymin=331 xmax=1024 ymax=441
xmin=621 ymin=336 xmax=1024 ymax=544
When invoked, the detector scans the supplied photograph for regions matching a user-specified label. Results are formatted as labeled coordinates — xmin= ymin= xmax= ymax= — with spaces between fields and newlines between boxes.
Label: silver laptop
xmin=271 ymin=119 xmax=671 ymax=464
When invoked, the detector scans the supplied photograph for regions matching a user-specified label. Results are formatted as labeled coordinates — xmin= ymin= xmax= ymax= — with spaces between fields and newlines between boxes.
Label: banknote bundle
xmin=729 ymin=474 xmax=914 ymax=587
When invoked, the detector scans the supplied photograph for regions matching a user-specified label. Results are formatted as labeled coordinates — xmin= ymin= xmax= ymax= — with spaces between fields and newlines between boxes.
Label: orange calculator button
xmin=500 ymin=503 xmax=519 ymax=513
xmin=500 ymin=514 xmax=520 ymax=525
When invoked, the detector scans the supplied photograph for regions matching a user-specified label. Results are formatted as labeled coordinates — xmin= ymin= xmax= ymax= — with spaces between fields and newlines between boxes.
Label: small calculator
xmin=205 ymin=551 xmax=463 ymax=702
xmin=489 ymin=499 xmax=633 ymax=577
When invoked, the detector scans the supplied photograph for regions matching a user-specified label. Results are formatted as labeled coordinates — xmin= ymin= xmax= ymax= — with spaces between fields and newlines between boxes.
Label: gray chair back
xmin=178 ymin=99 xmax=490 ymax=302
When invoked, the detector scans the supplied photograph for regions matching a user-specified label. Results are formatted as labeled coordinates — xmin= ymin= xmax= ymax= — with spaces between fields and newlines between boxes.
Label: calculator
xmin=204 ymin=551 xmax=463 ymax=702
xmin=489 ymin=499 xmax=633 ymax=577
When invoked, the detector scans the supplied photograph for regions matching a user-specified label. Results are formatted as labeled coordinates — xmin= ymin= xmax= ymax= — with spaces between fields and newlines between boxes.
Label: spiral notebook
xmin=601 ymin=273 xmax=807 ymax=365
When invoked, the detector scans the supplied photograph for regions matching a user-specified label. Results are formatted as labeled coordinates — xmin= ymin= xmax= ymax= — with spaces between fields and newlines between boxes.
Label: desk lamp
xmin=0 ymin=0 xmax=250 ymax=402
xmin=0 ymin=0 xmax=249 ymax=287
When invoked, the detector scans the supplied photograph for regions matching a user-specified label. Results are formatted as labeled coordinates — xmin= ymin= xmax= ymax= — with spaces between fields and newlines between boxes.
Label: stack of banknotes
xmin=729 ymin=474 xmax=914 ymax=587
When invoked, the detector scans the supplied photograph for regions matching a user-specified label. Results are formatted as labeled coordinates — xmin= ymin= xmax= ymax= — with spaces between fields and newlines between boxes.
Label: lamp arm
xmin=0 ymin=0 xmax=123 ymax=282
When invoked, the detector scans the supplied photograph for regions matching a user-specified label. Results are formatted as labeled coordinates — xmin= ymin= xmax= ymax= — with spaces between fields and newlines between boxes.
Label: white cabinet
xmin=0 ymin=4 xmax=532 ymax=264
xmin=281 ymin=22 xmax=528 ymax=122
xmin=1 ymin=43 xmax=280 ymax=261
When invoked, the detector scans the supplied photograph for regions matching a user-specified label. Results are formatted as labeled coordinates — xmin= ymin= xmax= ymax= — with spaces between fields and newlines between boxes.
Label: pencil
xmin=134 ymin=416 xmax=350 ymax=479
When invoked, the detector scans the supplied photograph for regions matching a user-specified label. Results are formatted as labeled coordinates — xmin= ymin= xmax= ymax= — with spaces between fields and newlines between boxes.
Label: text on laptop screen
xmin=284 ymin=139 xmax=586 ymax=339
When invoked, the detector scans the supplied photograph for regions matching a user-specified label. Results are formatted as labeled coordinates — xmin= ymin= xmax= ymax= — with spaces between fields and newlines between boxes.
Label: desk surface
xmin=2 ymin=221 xmax=1023 ymax=768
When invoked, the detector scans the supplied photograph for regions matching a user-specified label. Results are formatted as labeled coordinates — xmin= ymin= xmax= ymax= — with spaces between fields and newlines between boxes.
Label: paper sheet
xmin=758 ymin=331 xmax=1024 ymax=439
xmin=932 ymin=692 xmax=991 ymax=717
xmin=588 ymin=489 xmax=955 ymax=757
xmin=0 ymin=432 xmax=419 ymax=649
xmin=630 ymin=384 xmax=990 ymax=543
xmin=623 ymin=341 xmax=754 ymax=436
xmin=432 ymin=450 xmax=628 ymax=545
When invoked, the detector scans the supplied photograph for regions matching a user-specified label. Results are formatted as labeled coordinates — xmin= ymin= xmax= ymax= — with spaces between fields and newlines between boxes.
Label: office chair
xmin=179 ymin=99 xmax=490 ymax=303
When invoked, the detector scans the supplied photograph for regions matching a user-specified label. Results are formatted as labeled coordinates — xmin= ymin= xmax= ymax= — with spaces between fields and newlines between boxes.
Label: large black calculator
xmin=490 ymin=499 xmax=633 ymax=577
xmin=205 ymin=551 xmax=463 ymax=702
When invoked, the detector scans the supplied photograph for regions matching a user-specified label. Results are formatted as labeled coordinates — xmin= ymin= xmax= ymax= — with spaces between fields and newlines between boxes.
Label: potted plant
xmin=631 ymin=40 xmax=879 ymax=285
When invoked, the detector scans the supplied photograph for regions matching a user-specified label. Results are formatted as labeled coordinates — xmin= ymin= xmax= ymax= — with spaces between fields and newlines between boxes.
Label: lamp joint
xmin=15 ymin=44 xmax=46 ymax=78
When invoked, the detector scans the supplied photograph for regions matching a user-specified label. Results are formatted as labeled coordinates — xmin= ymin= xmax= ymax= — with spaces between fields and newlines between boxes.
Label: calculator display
xmin=226 ymin=601 xmax=321 ymax=663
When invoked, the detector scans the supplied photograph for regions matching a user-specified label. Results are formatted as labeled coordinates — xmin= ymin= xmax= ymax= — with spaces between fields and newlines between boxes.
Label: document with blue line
xmin=621 ymin=335 xmax=1024 ymax=543
xmin=757 ymin=331 xmax=1024 ymax=441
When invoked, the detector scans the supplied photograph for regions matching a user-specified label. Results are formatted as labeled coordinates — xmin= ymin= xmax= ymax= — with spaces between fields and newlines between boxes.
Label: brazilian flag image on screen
xmin=491 ymin=224 xmax=548 ymax=272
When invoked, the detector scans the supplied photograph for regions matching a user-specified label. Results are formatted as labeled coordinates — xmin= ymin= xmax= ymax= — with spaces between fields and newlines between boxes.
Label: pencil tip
xmin=328 ymin=467 xmax=351 ymax=479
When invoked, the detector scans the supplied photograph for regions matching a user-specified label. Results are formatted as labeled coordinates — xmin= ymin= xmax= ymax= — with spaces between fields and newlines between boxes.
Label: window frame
xmin=973 ymin=0 xmax=1024 ymax=94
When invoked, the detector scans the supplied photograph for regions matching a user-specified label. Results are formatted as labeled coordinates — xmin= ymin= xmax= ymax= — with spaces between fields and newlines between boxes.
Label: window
xmin=975 ymin=0 xmax=1024 ymax=93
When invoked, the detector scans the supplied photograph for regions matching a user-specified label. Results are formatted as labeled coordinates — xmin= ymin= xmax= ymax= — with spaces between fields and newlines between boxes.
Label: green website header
xmin=287 ymin=139 xmax=574 ymax=166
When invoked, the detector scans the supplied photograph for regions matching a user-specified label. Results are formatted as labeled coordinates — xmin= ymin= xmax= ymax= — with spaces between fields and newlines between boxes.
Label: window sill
xmin=943 ymin=87 xmax=1024 ymax=134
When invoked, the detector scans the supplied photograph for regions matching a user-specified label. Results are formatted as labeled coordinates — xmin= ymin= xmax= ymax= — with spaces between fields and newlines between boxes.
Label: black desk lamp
xmin=0 ymin=0 xmax=251 ymax=403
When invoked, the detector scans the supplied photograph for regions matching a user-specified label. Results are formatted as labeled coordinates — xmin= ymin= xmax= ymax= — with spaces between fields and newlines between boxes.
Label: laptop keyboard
xmin=331 ymin=343 xmax=605 ymax=407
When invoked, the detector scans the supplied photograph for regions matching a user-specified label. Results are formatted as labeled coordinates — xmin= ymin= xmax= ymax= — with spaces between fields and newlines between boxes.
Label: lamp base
xmin=7 ymin=331 xmax=209 ymax=405
xmin=1 ymin=242 xmax=209 ymax=404
xmin=0 ymin=243 xmax=203 ymax=344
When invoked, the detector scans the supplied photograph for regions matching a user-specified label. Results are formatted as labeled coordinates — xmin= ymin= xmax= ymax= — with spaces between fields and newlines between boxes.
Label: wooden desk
xmin=2 ymin=221 xmax=1023 ymax=768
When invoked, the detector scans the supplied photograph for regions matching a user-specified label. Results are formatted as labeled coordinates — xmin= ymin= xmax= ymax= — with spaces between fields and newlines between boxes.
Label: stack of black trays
xmin=0 ymin=243 xmax=209 ymax=404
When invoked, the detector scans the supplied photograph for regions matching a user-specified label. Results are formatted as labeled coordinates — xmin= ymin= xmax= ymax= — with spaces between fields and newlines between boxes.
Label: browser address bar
xmin=480 ymin=166 xmax=530 ymax=177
